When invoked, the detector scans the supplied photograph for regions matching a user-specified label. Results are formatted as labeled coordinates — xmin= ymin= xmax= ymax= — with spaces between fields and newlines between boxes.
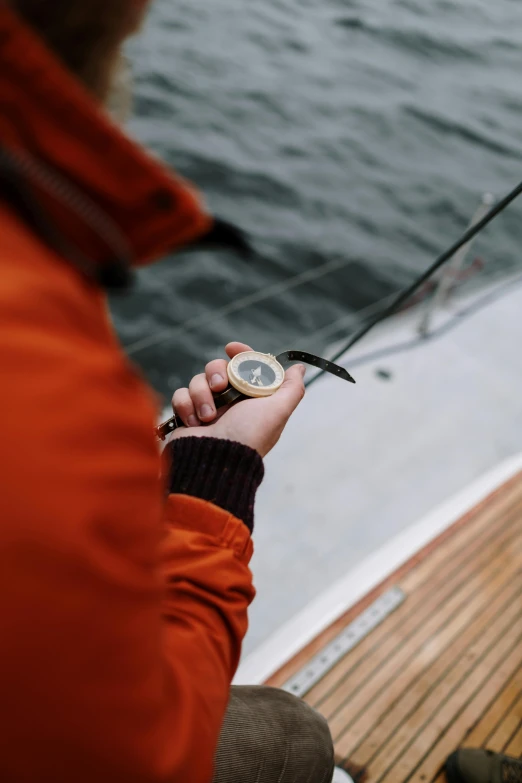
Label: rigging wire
xmin=125 ymin=180 xmax=522 ymax=388
xmin=327 ymin=270 xmax=522 ymax=376
xmin=287 ymin=290 xmax=399 ymax=350
xmin=306 ymin=179 xmax=522 ymax=388
xmin=125 ymin=254 xmax=352 ymax=355
xmin=289 ymin=264 xmax=517 ymax=359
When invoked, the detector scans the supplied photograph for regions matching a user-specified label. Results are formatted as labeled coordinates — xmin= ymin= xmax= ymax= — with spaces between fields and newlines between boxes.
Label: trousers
xmin=213 ymin=686 xmax=335 ymax=783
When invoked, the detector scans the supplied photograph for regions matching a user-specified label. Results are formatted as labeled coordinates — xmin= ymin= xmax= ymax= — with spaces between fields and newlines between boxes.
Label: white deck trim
xmin=234 ymin=453 xmax=522 ymax=686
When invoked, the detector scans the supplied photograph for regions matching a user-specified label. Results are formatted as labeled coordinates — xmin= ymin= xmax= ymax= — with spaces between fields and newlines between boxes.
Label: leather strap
xmin=156 ymin=351 xmax=354 ymax=440
xmin=155 ymin=385 xmax=244 ymax=441
xmin=276 ymin=351 xmax=355 ymax=384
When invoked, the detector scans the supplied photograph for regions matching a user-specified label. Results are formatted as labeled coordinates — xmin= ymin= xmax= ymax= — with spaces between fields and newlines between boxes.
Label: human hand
xmin=170 ymin=342 xmax=306 ymax=458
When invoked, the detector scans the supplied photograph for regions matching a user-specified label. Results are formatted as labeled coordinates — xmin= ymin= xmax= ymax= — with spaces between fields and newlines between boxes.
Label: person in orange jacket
xmin=0 ymin=1 xmax=336 ymax=782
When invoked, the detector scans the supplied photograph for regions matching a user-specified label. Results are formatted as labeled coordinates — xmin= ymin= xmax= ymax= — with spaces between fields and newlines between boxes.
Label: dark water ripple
xmin=112 ymin=0 xmax=522 ymax=400
xmin=403 ymin=105 xmax=522 ymax=160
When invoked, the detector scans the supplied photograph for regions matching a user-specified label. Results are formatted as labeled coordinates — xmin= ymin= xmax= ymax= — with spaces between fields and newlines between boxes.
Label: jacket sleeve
xmin=0 ymin=282 xmax=257 ymax=783
xmin=155 ymin=493 xmax=257 ymax=782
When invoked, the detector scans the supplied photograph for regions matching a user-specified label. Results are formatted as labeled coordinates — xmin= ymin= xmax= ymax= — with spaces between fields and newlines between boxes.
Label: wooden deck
xmin=266 ymin=473 xmax=522 ymax=782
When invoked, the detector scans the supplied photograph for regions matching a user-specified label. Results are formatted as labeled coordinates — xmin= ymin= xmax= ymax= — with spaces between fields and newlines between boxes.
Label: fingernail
xmin=210 ymin=373 xmax=223 ymax=388
xmin=298 ymin=364 xmax=306 ymax=376
xmin=187 ymin=415 xmax=199 ymax=428
xmin=200 ymin=404 xmax=214 ymax=419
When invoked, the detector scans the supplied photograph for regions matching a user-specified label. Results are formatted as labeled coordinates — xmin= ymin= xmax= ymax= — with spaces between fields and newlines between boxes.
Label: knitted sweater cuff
xmin=167 ymin=437 xmax=264 ymax=533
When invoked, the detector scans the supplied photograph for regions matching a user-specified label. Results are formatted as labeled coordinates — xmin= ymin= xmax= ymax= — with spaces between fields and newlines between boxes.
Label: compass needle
xmin=250 ymin=366 xmax=263 ymax=385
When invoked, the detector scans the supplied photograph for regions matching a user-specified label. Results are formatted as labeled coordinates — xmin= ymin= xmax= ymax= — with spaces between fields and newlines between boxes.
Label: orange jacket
xmin=0 ymin=8 xmax=255 ymax=783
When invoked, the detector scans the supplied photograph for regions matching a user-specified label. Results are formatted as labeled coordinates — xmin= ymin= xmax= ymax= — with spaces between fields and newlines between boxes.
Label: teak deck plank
xmin=504 ymin=723 xmax=522 ymax=757
xmin=486 ymin=695 xmax=522 ymax=753
xmin=267 ymin=472 xmax=522 ymax=692
xmin=345 ymin=577 xmax=522 ymax=766
xmin=329 ymin=536 xmax=522 ymax=753
xmin=266 ymin=473 xmax=522 ymax=782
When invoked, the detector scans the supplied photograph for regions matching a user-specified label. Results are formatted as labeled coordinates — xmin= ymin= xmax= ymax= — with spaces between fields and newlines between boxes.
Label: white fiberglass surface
xmin=242 ymin=280 xmax=522 ymax=656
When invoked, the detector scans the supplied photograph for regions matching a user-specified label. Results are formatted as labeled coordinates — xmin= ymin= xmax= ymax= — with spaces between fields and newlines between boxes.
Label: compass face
xmin=227 ymin=351 xmax=285 ymax=398
xmin=237 ymin=360 xmax=276 ymax=387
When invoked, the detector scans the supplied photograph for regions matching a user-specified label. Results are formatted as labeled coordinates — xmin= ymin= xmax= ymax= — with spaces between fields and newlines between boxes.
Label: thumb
xmin=270 ymin=364 xmax=306 ymax=417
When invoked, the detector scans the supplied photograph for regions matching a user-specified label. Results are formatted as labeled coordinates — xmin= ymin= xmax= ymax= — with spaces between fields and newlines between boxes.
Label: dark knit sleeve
xmin=167 ymin=437 xmax=264 ymax=534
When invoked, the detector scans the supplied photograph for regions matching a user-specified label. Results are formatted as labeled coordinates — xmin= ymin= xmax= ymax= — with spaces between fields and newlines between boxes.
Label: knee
xmin=219 ymin=686 xmax=334 ymax=783
xmin=263 ymin=688 xmax=334 ymax=776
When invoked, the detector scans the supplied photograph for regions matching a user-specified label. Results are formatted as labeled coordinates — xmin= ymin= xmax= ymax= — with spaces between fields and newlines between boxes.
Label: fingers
xmin=172 ymin=387 xmax=199 ymax=428
xmin=205 ymin=359 xmax=229 ymax=392
xmin=205 ymin=343 xmax=253 ymax=389
xmin=172 ymin=343 xmax=254 ymax=428
xmin=225 ymin=342 xmax=252 ymax=360
xmin=172 ymin=372 xmax=219 ymax=426
xmin=270 ymin=364 xmax=306 ymax=417
xmin=189 ymin=373 xmax=217 ymax=422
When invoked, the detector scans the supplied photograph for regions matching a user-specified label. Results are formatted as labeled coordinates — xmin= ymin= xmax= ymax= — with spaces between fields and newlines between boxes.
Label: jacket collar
xmin=0 ymin=6 xmax=213 ymax=274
